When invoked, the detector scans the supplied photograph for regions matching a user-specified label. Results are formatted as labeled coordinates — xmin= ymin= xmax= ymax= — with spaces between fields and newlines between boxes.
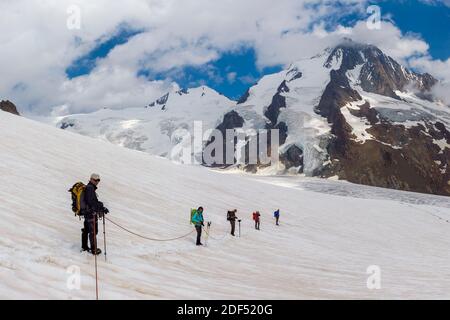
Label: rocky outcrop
xmin=265 ymin=81 xmax=289 ymax=126
xmin=0 ymin=100 xmax=20 ymax=115
xmin=327 ymin=41 xmax=438 ymax=99
xmin=204 ymin=110 xmax=245 ymax=167
xmin=280 ymin=145 xmax=304 ymax=171
xmin=315 ymin=42 xmax=449 ymax=196
xmin=321 ymin=119 xmax=450 ymax=196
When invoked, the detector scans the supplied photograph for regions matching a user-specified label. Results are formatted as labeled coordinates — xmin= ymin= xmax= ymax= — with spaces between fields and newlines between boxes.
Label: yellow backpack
xmin=69 ymin=182 xmax=86 ymax=216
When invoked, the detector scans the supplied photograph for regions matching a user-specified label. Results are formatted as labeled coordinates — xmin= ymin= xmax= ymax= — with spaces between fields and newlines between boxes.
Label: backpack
xmin=190 ymin=208 xmax=197 ymax=225
xmin=252 ymin=212 xmax=256 ymax=221
xmin=69 ymin=182 xmax=87 ymax=216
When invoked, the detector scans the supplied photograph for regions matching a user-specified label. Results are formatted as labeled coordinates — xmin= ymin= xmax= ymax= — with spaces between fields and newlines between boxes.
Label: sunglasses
xmin=93 ymin=179 xmax=101 ymax=182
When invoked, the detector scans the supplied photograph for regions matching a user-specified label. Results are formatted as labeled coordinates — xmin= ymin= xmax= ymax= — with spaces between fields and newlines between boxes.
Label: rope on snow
xmin=105 ymin=217 xmax=195 ymax=242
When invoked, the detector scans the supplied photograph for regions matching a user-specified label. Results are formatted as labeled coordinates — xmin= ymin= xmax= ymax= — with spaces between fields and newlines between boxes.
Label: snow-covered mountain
xmin=54 ymin=86 xmax=234 ymax=160
xmin=2 ymin=109 xmax=450 ymax=299
xmin=218 ymin=40 xmax=450 ymax=196
xmin=50 ymin=39 xmax=450 ymax=196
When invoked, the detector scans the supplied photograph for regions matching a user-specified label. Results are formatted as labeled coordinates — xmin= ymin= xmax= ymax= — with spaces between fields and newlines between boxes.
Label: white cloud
xmin=409 ymin=56 xmax=450 ymax=81
xmin=239 ymin=74 xmax=259 ymax=85
xmin=0 ymin=0 xmax=448 ymax=114
xmin=55 ymin=66 xmax=177 ymax=115
xmin=432 ymin=82 xmax=450 ymax=106
xmin=409 ymin=56 xmax=450 ymax=105
xmin=227 ymin=72 xmax=237 ymax=84
xmin=419 ymin=0 xmax=450 ymax=7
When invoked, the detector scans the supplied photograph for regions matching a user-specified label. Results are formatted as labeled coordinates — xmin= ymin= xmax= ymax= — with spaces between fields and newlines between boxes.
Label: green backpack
xmin=190 ymin=209 xmax=197 ymax=225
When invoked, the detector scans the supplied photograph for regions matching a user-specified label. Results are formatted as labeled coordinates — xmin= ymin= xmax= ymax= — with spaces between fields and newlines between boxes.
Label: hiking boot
xmin=196 ymin=243 xmax=203 ymax=246
xmin=81 ymin=247 xmax=90 ymax=252
xmin=90 ymin=248 xmax=102 ymax=255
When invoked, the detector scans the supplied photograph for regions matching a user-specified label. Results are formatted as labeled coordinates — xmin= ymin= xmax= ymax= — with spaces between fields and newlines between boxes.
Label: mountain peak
xmin=323 ymin=39 xmax=437 ymax=97
xmin=146 ymin=85 xmax=231 ymax=110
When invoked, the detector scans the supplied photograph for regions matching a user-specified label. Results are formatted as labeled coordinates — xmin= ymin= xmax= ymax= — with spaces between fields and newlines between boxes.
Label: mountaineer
xmin=81 ymin=174 xmax=109 ymax=255
xmin=227 ymin=209 xmax=238 ymax=236
xmin=191 ymin=207 xmax=205 ymax=246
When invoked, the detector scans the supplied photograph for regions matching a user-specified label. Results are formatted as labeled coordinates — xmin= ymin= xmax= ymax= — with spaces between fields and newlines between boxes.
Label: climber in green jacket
xmin=192 ymin=207 xmax=205 ymax=246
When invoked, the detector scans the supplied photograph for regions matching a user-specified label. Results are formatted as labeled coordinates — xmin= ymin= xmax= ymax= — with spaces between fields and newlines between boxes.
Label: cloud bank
xmin=0 ymin=0 xmax=447 ymax=114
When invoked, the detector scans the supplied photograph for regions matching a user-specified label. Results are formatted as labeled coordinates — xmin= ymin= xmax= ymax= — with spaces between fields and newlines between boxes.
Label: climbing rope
xmin=93 ymin=217 xmax=99 ymax=300
xmin=203 ymin=225 xmax=229 ymax=241
xmin=105 ymin=217 xmax=195 ymax=242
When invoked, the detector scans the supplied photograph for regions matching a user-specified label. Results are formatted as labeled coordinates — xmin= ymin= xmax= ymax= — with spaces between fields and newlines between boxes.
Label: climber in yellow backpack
xmin=69 ymin=174 xmax=109 ymax=255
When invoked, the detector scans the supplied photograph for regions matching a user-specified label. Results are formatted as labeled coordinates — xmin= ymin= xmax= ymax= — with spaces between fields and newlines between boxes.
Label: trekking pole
xmin=238 ymin=220 xmax=241 ymax=237
xmin=93 ymin=214 xmax=99 ymax=300
xmin=102 ymin=215 xmax=107 ymax=262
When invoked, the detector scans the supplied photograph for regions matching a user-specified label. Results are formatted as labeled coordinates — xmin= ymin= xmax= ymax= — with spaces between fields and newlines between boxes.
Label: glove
xmin=103 ymin=208 xmax=109 ymax=214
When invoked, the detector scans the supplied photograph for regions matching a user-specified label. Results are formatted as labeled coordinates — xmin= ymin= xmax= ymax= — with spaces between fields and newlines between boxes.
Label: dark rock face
xmin=157 ymin=93 xmax=169 ymax=105
xmin=264 ymin=81 xmax=289 ymax=126
xmin=216 ymin=110 xmax=245 ymax=133
xmin=359 ymin=47 xmax=406 ymax=98
xmin=280 ymin=145 xmax=304 ymax=172
xmin=286 ymin=67 xmax=303 ymax=82
xmin=261 ymin=81 xmax=305 ymax=171
xmin=147 ymin=92 xmax=170 ymax=109
xmin=176 ymin=88 xmax=189 ymax=95
xmin=315 ymin=68 xmax=362 ymax=157
xmin=0 ymin=100 xmax=20 ymax=115
xmin=60 ymin=121 xmax=75 ymax=130
xmin=322 ymin=121 xmax=450 ymax=196
xmin=204 ymin=110 xmax=245 ymax=167
xmin=326 ymin=42 xmax=438 ymax=100
xmin=316 ymin=42 xmax=449 ymax=196
xmin=274 ymin=121 xmax=288 ymax=145
xmin=315 ymin=69 xmax=361 ymax=121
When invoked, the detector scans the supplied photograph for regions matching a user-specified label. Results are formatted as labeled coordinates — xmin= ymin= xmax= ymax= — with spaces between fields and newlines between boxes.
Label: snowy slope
xmin=1 ymin=111 xmax=450 ymax=299
xmin=235 ymin=49 xmax=340 ymax=174
xmin=49 ymin=86 xmax=234 ymax=160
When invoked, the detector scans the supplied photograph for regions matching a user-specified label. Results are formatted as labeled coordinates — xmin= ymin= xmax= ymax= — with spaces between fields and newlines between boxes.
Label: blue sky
xmin=374 ymin=0 xmax=450 ymax=60
xmin=66 ymin=26 xmax=143 ymax=78
xmin=62 ymin=1 xmax=449 ymax=101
